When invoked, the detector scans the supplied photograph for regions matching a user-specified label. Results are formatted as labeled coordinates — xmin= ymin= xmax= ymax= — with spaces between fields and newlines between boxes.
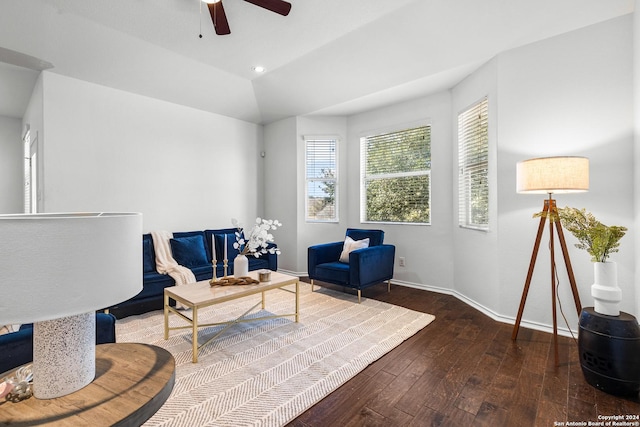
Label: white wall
xmin=0 ymin=116 xmax=22 ymax=213
xmin=346 ymin=91 xmax=455 ymax=290
xmin=263 ymin=115 xmax=348 ymax=274
xmin=39 ymin=72 xmax=263 ymax=232
xmin=497 ymin=14 xmax=635 ymax=329
xmin=271 ymin=92 xmax=455 ymax=286
xmin=1 ymin=9 xmax=631 ymax=335
xmin=277 ymin=14 xmax=636 ymax=335
xmin=263 ymin=117 xmax=299 ymax=272
xmin=451 ymin=58 xmax=500 ymax=314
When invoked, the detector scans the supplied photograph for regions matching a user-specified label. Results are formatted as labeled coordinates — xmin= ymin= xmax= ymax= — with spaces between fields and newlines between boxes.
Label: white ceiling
xmin=0 ymin=0 xmax=634 ymax=123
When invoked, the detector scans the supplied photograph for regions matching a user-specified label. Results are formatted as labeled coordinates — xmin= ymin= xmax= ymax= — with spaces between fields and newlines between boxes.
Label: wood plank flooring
xmin=287 ymin=281 xmax=640 ymax=426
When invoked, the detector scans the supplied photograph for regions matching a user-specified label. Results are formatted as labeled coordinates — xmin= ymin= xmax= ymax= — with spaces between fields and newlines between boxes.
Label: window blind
xmin=23 ymin=130 xmax=31 ymax=214
xmin=458 ymin=98 xmax=489 ymax=229
xmin=360 ymin=126 xmax=431 ymax=224
xmin=305 ymin=138 xmax=338 ymax=222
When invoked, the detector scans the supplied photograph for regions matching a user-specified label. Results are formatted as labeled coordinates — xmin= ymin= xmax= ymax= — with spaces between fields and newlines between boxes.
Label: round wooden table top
xmin=0 ymin=343 xmax=175 ymax=426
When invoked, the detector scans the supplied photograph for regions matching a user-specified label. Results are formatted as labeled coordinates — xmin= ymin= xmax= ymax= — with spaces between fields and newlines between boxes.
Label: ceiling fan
xmin=203 ymin=0 xmax=292 ymax=35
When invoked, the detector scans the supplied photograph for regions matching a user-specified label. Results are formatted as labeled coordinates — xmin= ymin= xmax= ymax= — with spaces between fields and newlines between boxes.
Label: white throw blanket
xmin=151 ymin=230 xmax=196 ymax=308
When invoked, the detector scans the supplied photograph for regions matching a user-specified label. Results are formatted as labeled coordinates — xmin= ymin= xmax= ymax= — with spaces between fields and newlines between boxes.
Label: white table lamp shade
xmin=516 ymin=156 xmax=589 ymax=194
xmin=0 ymin=212 xmax=142 ymax=399
xmin=0 ymin=212 xmax=142 ymax=325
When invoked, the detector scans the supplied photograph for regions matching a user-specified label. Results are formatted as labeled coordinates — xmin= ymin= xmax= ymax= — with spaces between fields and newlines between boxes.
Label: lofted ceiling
xmin=0 ymin=0 xmax=634 ymax=123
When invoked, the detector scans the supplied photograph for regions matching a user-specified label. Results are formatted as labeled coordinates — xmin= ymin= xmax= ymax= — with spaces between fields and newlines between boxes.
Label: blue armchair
xmin=307 ymin=229 xmax=395 ymax=302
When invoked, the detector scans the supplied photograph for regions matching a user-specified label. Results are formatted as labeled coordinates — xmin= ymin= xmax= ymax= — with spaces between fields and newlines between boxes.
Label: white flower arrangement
xmin=231 ymin=217 xmax=282 ymax=258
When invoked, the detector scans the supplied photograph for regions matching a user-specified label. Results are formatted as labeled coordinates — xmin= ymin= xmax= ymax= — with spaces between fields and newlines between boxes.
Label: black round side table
xmin=578 ymin=307 xmax=640 ymax=396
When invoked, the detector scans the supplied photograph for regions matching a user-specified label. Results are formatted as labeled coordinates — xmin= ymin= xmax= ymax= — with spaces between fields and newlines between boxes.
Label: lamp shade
xmin=0 ymin=212 xmax=142 ymax=325
xmin=516 ymin=156 xmax=589 ymax=194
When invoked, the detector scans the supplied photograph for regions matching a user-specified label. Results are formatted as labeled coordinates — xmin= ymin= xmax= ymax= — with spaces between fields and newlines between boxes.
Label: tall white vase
xmin=234 ymin=254 xmax=249 ymax=277
xmin=591 ymin=261 xmax=622 ymax=316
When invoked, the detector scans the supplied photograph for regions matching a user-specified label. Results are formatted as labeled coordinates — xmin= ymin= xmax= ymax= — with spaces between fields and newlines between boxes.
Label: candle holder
xmin=223 ymin=259 xmax=228 ymax=278
xmin=209 ymin=259 xmax=218 ymax=285
xmin=258 ymin=269 xmax=271 ymax=282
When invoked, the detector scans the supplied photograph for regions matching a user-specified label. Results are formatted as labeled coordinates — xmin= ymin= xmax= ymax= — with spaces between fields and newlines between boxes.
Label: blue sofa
xmin=108 ymin=228 xmax=278 ymax=318
xmin=307 ymin=228 xmax=395 ymax=302
xmin=0 ymin=313 xmax=116 ymax=374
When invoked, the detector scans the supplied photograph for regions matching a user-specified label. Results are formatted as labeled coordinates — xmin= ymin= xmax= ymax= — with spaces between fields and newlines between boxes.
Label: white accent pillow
xmin=339 ymin=236 xmax=370 ymax=263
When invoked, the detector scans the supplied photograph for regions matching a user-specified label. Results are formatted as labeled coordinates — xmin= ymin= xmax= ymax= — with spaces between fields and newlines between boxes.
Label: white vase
xmin=234 ymin=254 xmax=249 ymax=278
xmin=591 ymin=261 xmax=622 ymax=316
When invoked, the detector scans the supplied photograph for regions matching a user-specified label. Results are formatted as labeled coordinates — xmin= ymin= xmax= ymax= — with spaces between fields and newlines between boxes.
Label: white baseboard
xmin=276 ymin=268 xmax=305 ymax=277
xmin=390 ymin=278 xmax=579 ymax=338
xmin=287 ymin=270 xmax=579 ymax=338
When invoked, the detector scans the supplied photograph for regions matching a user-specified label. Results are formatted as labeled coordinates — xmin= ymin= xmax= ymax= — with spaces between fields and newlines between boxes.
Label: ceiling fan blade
xmin=208 ymin=2 xmax=231 ymax=35
xmin=243 ymin=0 xmax=291 ymax=16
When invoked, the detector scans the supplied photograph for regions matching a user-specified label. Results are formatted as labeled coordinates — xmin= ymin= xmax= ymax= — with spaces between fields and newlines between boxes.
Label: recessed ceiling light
xmin=253 ymin=66 xmax=266 ymax=73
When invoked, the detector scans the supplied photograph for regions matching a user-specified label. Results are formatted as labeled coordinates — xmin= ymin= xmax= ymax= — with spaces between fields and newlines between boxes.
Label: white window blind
xmin=23 ymin=129 xmax=31 ymax=214
xmin=305 ymin=138 xmax=338 ymax=222
xmin=458 ymin=97 xmax=489 ymax=230
xmin=360 ymin=125 xmax=431 ymax=224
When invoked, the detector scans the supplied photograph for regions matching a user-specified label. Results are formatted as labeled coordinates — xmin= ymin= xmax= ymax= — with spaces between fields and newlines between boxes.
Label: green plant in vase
xmin=557 ymin=207 xmax=627 ymax=316
xmin=557 ymin=207 xmax=627 ymax=263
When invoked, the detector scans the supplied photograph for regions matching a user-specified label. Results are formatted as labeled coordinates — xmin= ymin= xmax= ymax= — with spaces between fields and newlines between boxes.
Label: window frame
xmin=359 ymin=123 xmax=432 ymax=226
xmin=304 ymin=136 xmax=339 ymax=223
xmin=458 ymin=97 xmax=489 ymax=231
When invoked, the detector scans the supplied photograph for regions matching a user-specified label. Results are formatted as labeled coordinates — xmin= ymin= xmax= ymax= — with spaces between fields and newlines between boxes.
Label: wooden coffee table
xmin=164 ymin=270 xmax=299 ymax=363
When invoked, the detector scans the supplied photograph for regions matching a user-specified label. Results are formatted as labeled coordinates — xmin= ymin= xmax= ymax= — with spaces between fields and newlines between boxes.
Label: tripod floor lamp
xmin=512 ymin=156 xmax=589 ymax=366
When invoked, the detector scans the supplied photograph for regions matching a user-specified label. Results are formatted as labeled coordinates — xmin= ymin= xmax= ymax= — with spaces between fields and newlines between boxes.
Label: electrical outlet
xmin=399 ymin=257 xmax=405 ymax=267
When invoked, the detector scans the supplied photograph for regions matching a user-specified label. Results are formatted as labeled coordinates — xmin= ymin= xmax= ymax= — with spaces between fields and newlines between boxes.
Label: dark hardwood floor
xmin=287 ymin=281 xmax=640 ymax=427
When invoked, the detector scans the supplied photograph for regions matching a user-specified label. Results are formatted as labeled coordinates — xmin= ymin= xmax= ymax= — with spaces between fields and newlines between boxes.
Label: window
xmin=458 ymin=97 xmax=489 ymax=230
xmin=23 ymin=128 xmax=37 ymax=214
xmin=305 ymin=138 xmax=338 ymax=222
xmin=360 ymin=125 xmax=431 ymax=224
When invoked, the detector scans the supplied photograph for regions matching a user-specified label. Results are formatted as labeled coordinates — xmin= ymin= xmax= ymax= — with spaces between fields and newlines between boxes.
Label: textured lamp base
xmin=33 ymin=312 xmax=96 ymax=399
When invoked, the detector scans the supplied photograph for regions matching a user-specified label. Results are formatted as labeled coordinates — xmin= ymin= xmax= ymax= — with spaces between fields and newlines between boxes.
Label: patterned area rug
xmin=116 ymin=282 xmax=435 ymax=427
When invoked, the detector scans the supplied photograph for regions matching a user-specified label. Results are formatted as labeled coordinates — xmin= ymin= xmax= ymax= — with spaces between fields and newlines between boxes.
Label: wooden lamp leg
xmin=554 ymin=212 xmax=582 ymax=315
xmin=549 ymin=197 xmax=559 ymax=366
xmin=512 ymin=196 xmax=583 ymax=367
xmin=512 ymin=200 xmax=549 ymax=341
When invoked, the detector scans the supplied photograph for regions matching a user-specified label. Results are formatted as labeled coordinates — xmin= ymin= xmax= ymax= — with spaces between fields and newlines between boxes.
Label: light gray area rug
xmin=117 ymin=282 xmax=435 ymax=427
